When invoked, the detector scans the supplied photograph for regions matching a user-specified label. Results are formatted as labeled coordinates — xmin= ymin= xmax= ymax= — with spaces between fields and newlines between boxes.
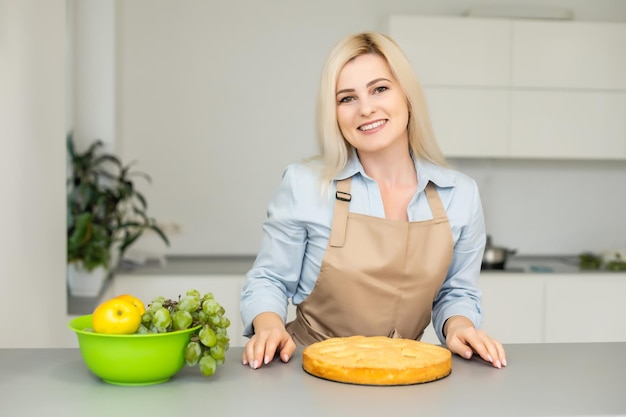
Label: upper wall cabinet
xmin=388 ymin=15 xmax=511 ymax=87
xmin=388 ymin=15 xmax=626 ymax=160
xmin=389 ymin=15 xmax=626 ymax=90
xmin=424 ymin=88 xmax=510 ymax=158
xmin=510 ymin=90 xmax=626 ymax=158
xmin=512 ymin=21 xmax=626 ymax=90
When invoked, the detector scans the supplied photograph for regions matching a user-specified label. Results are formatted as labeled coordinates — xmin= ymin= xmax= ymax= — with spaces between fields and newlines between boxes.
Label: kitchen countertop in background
xmin=67 ymin=256 xmax=255 ymax=315
xmin=115 ymin=254 xmax=617 ymax=276
xmin=484 ymin=254 xmax=625 ymax=274
xmin=116 ymin=255 xmax=256 ymax=275
xmin=68 ymin=254 xmax=622 ymax=315
xmin=484 ymin=254 xmax=582 ymax=274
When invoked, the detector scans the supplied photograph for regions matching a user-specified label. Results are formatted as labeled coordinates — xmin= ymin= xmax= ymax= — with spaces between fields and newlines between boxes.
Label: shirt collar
xmin=415 ymin=158 xmax=455 ymax=191
xmin=335 ymin=148 xmax=456 ymax=190
xmin=334 ymin=149 xmax=362 ymax=180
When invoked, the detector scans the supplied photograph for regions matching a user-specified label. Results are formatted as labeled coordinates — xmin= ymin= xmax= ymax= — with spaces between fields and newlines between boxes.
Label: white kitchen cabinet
xmin=111 ymin=274 xmax=248 ymax=347
xmin=512 ymin=20 xmax=626 ymax=90
xmin=544 ymin=274 xmax=626 ymax=343
xmin=480 ymin=272 xmax=626 ymax=344
xmin=111 ymin=269 xmax=626 ymax=347
xmin=388 ymin=15 xmax=626 ymax=160
xmin=478 ymin=274 xmax=545 ymax=343
xmin=419 ymin=323 xmax=439 ymax=344
xmin=421 ymin=273 xmax=545 ymax=345
xmin=510 ymin=90 xmax=626 ymax=159
xmin=424 ymin=87 xmax=510 ymax=158
xmin=388 ymin=15 xmax=511 ymax=87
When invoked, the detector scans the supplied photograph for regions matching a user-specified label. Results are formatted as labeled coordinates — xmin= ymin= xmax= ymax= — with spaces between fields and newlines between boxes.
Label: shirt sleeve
xmin=431 ymin=177 xmax=486 ymax=343
xmin=239 ymin=165 xmax=308 ymax=337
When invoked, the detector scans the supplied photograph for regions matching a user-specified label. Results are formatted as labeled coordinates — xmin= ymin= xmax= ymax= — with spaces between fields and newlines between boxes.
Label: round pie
xmin=302 ymin=335 xmax=452 ymax=385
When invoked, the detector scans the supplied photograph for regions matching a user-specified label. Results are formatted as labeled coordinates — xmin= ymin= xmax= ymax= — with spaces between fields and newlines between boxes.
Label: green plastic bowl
xmin=68 ymin=315 xmax=200 ymax=386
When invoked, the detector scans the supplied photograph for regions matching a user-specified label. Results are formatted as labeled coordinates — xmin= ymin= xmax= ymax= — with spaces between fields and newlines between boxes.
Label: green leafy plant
xmin=578 ymin=252 xmax=602 ymax=270
xmin=67 ymin=132 xmax=169 ymax=272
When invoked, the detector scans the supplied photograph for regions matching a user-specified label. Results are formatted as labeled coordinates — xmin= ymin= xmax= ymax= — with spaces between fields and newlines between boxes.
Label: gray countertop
xmin=116 ymin=255 xmax=256 ymax=275
xmin=115 ymin=254 xmax=624 ymax=276
xmin=1 ymin=343 xmax=625 ymax=416
xmin=67 ymin=256 xmax=257 ymax=315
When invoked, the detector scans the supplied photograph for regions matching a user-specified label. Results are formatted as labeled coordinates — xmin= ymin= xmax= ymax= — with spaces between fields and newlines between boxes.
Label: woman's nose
xmin=358 ymin=97 xmax=376 ymax=116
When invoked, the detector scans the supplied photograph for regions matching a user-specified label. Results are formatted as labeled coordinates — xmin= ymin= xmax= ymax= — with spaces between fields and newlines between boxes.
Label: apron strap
xmin=329 ymin=178 xmax=352 ymax=248
xmin=424 ymin=182 xmax=448 ymax=224
xmin=330 ymin=179 xmax=445 ymax=246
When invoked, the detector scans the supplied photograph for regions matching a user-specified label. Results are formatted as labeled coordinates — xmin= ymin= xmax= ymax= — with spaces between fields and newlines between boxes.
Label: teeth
xmin=359 ymin=120 xmax=385 ymax=131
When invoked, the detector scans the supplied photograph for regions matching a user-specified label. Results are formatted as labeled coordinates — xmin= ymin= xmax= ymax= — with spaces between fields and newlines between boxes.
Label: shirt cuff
xmin=433 ymin=303 xmax=482 ymax=344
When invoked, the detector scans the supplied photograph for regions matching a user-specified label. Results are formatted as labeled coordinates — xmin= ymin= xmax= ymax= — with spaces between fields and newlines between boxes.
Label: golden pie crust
xmin=302 ymin=335 xmax=452 ymax=385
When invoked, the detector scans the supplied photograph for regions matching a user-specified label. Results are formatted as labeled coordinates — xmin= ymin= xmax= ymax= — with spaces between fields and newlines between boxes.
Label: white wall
xmin=114 ymin=0 xmax=626 ymax=258
xmin=0 ymin=0 xmax=73 ymax=348
xmin=453 ymin=159 xmax=626 ymax=254
xmin=71 ymin=0 xmax=116 ymax=152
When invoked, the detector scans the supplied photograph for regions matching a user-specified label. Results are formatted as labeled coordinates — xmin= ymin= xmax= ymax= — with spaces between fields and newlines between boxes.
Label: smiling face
xmin=335 ymin=53 xmax=410 ymax=157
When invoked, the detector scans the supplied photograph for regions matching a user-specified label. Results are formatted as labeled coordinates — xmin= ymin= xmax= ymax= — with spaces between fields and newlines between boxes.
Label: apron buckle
xmin=335 ymin=191 xmax=352 ymax=202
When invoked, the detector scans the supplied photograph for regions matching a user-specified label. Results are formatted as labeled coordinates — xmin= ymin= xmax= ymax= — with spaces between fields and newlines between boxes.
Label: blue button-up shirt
xmin=240 ymin=153 xmax=486 ymax=343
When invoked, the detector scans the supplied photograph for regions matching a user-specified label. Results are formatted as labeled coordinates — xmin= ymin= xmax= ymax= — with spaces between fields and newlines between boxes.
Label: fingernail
xmin=250 ymin=360 xmax=258 ymax=369
xmin=502 ymin=358 xmax=507 ymax=367
xmin=242 ymin=358 xmax=248 ymax=365
xmin=464 ymin=350 xmax=472 ymax=359
xmin=264 ymin=355 xmax=269 ymax=365
xmin=282 ymin=353 xmax=290 ymax=362
xmin=495 ymin=360 xmax=501 ymax=369
xmin=487 ymin=355 xmax=494 ymax=363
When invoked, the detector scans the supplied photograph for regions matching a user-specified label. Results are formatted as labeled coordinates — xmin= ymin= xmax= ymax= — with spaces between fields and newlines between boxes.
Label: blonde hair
xmin=315 ymin=32 xmax=448 ymax=186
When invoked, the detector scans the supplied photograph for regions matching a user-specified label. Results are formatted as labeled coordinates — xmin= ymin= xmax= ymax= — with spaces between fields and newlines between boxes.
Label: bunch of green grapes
xmin=138 ymin=289 xmax=231 ymax=376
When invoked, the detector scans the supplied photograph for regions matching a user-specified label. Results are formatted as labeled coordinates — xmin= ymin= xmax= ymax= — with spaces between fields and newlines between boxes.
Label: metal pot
xmin=481 ymin=235 xmax=517 ymax=270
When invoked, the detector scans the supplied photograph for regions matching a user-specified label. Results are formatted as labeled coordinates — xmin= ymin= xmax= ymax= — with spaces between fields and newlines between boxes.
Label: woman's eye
xmin=338 ymin=96 xmax=355 ymax=104
xmin=373 ymin=86 xmax=388 ymax=94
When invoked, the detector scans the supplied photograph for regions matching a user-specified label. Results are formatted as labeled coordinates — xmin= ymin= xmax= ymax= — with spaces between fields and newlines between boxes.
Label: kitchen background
xmin=2 ymin=0 xmax=625 ymax=349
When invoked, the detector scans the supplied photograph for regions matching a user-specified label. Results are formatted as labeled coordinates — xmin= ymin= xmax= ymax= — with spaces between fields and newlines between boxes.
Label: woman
xmin=240 ymin=32 xmax=506 ymax=370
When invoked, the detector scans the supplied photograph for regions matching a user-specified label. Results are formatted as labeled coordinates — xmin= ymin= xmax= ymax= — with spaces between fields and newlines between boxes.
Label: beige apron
xmin=286 ymin=177 xmax=454 ymax=345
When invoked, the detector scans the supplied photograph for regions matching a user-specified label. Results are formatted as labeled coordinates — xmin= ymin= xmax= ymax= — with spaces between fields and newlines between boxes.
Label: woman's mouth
xmin=358 ymin=120 xmax=387 ymax=131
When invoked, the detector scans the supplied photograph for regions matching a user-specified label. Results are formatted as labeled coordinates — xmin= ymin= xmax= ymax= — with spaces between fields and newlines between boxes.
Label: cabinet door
xmin=510 ymin=90 xmax=626 ymax=159
xmin=393 ymin=274 xmax=545 ymax=345
xmin=478 ymin=275 xmax=545 ymax=343
xmin=388 ymin=16 xmax=511 ymax=86
xmin=420 ymin=323 xmax=440 ymax=345
xmin=512 ymin=21 xmax=626 ymax=89
xmin=545 ymin=275 xmax=626 ymax=343
xmin=425 ymin=87 xmax=509 ymax=157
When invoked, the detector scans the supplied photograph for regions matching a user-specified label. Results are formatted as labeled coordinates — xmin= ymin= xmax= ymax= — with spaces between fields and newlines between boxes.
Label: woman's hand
xmin=242 ymin=312 xmax=297 ymax=369
xmin=444 ymin=315 xmax=507 ymax=369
